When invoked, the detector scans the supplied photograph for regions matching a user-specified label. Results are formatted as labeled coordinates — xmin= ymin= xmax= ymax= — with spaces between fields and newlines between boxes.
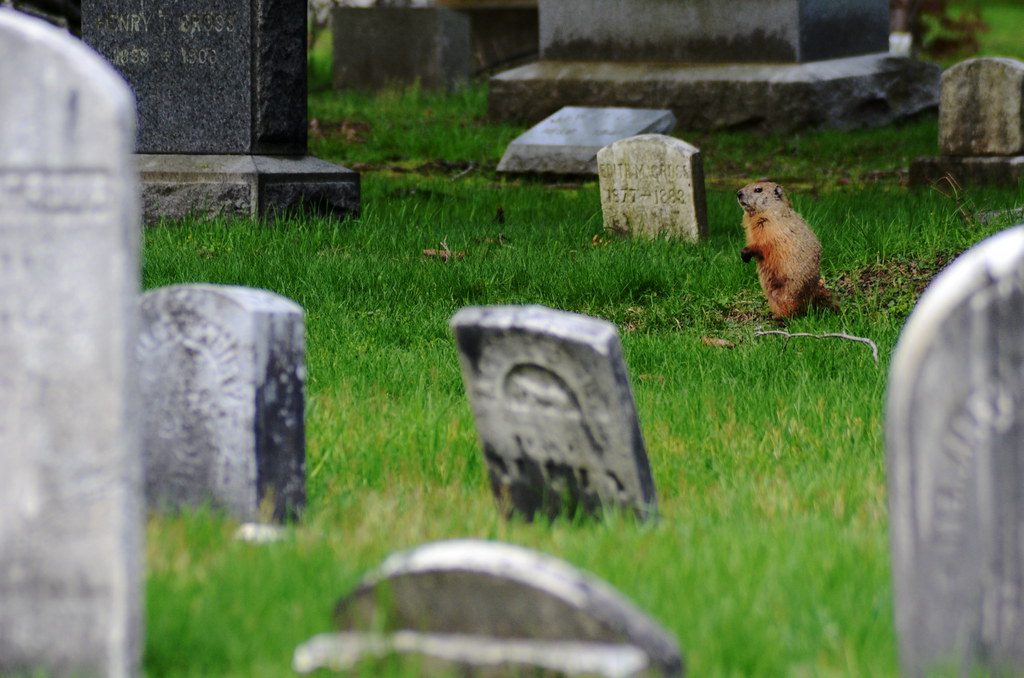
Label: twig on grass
xmin=753 ymin=330 xmax=879 ymax=365
xmin=450 ymin=163 xmax=478 ymax=182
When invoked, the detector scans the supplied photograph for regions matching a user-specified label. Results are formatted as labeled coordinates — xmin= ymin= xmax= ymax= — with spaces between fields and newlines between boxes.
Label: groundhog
xmin=736 ymin=181 xmax=837 ymax=318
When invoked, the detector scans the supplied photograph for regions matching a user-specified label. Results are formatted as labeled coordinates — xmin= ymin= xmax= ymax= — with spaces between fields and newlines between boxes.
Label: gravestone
xmin=911 ymin=57 xmax=1024 ymax=186
xmin=489 ymin=0 xmax=940 ymax=133
xmin=887 ymin=224 xmax=1024 ymax=677
xmin=82 ymin=0 xmax=360 ymax=223
xmin=437 ymin=0 xmax=538 ymax=73
xmin=450 ymin=305 xmax=656 ymax=521
xmin=138 ymin=284 xmax=306 ymax=522
xmin=294 ymin=539 xmax=683 ymax=677
xmin=332 ymin=7 xmax=471 ymax=91
xmin=597 ymin=134 xmax=708 ymax=241
xmin=497 ymin=106 xmax=676 ymax=176
xmin=0 ymin=9 xmax=142 ymax=677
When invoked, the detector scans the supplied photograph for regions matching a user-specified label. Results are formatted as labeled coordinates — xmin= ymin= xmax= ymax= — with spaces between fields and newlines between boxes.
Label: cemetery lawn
xmin=141 ymin=61 xmax=1023 ymax=678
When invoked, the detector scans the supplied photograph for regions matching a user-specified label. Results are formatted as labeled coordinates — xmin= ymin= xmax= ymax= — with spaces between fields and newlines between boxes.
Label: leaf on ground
xmin=702 ymin=336 xmax=736 ymax=349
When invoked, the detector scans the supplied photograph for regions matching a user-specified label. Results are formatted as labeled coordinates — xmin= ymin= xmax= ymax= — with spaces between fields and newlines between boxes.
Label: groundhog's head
xmin=736 ymin=181 xmax=790 ymax=215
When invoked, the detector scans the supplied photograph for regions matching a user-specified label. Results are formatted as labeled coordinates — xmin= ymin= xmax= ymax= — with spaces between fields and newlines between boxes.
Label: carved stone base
xmin=138 ymin=154 xmax=360 ymax=224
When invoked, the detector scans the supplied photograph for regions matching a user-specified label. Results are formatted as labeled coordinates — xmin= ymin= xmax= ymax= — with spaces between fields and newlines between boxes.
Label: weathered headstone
xmin=450 ymin=305 xmax=656 ymax=521
xmin=332 ymin=7 xmax=471 ymax=91
xmin=0 ymin=9 xmax=142 ymax=677
xmin=497 ymin=106 xmax=676 ymax=176
xmin=81 ymin=0 xmax=360 ymax=222
xmin=598 ymin=134 xmax=708 ymax=241
xmin=489 ymin=0 xmax=940 ymax=133
xmin=888 ymin=224 xmax=1024 ymax=677
xmin=138 ymin=284 xmax=306 ymax=522
xmin=911 ymin=57 xmax=1024 ymax=186
xmin=294 ymin=539 xmax=683 ymax=676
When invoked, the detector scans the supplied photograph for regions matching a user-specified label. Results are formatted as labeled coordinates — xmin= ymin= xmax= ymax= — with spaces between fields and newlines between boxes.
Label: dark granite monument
xmin=82 ymin=0 xmax=359 ymax=223
xmin=489 ymin=0 xmax=941 ymax=132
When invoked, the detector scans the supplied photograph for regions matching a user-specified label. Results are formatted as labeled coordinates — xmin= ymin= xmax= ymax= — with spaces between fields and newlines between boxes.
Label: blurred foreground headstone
xmin=888 ymin=224 xmax=1024 ymax=676
xmin=295 ymin=539 xmax=683 ymax=677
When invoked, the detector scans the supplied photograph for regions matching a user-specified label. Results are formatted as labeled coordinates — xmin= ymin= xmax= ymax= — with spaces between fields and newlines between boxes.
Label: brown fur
xmin=736 ymin=181 xmax=837 ymax=318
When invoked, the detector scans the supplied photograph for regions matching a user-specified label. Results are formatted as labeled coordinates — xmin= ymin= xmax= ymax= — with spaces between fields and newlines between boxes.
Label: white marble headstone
xmin=0 ymin=9 xmax=142 ymax=677
xmin=888 ymin=224 xmax=1024 ymax=677
xmin=598 ymin=134 xmax=708 ymax=241
xmin=450 ymin=305 xmax=656 ymax=521
xmin=497 ymin=106 xmax=676 ymax=175
xmin=138 ymin=284 xmax=306 ymax=522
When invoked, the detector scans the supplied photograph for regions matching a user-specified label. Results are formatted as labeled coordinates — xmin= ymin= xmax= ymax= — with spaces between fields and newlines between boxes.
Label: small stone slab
xmin=450 ymin=305 xmax=656 ymax=521
xmin=328 ymin=539 xmax=683 ymax=677
xmin=496 ymin=106 xmax=675 ymax=175
xmin=598 ymin=134 xmax=708 ymax=242
xmin=939 ymin=57 xmax=1024 ymax=156
xmin=294 ymin=632 xmax=655 ymax=677
xmin=0 ymin=9 xmax=142 ymax=677
xmin=888 ymin=224 xmax=1024 ymax=677
xmin=138 ymin=284 xmax=306 ymax=522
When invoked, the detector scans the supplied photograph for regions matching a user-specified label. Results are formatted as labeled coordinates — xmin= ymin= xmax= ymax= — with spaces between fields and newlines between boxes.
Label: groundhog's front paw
xmin=741 ymin=246 xmax=758 ymax=263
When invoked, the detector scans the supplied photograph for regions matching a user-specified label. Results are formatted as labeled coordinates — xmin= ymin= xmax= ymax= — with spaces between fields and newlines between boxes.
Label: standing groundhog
xmin=736 ymin=181 xmax=837 ymax=318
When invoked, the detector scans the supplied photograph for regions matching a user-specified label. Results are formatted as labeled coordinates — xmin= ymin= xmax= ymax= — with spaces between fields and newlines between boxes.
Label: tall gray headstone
xmin=139 ymin=284 xmax=306 ymax=522
xmin=81 ymin=0 xmax=360 ymax=222
xmin=450 ymin=305 xmax=656 ymax=521
xmin=293 ymin=539 xmax=683 ymax=677
xmin=497 ymin=106 xmax=676 ymax=176
xmin=597 ymin=134 xmax=708 ymax=241
xmin=488 ymin=0 xmax=939 ymax=133
xmin=0 ymin=9 xmax=142 ymax=677
xmin=888 ymin=224 xmax=1024 ymax=677
xmin=911 ymin=57 xmax=1024 ymax=186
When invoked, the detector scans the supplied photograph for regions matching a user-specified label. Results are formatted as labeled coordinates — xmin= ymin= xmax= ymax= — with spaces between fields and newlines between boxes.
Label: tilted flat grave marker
xmin=294 ymin=539 xmax=683 ymax=677
xmin=598 ymin=134 xmax=708 ymax=242
xmin=0 ymin=9 xmax=142 ymax=677
xmin=888 ymin=224 xmax=1024 ymax=677
xmin=83 ymin=0 xmax=304 ymax=155
xmin=497 ymin=106 xmax=676 ymax=175
xmin=139 ymin=284 xmax=306 ymax=522
xmin=450 ymin=305 xmax=656 ymax=521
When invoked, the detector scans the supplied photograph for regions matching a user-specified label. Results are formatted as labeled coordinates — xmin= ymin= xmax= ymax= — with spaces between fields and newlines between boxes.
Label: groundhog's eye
xmin=754 ymin=187 xmax=763 ymax=193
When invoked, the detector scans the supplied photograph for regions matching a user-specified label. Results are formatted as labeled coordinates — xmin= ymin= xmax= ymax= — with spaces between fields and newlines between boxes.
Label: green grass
xmin=131 ymin=12 xmax=1024 ymax=678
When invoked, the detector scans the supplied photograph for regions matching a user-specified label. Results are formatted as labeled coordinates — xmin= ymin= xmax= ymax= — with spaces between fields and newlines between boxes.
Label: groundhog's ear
xmin=774 ymin=184 xmax=784 ymax=199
